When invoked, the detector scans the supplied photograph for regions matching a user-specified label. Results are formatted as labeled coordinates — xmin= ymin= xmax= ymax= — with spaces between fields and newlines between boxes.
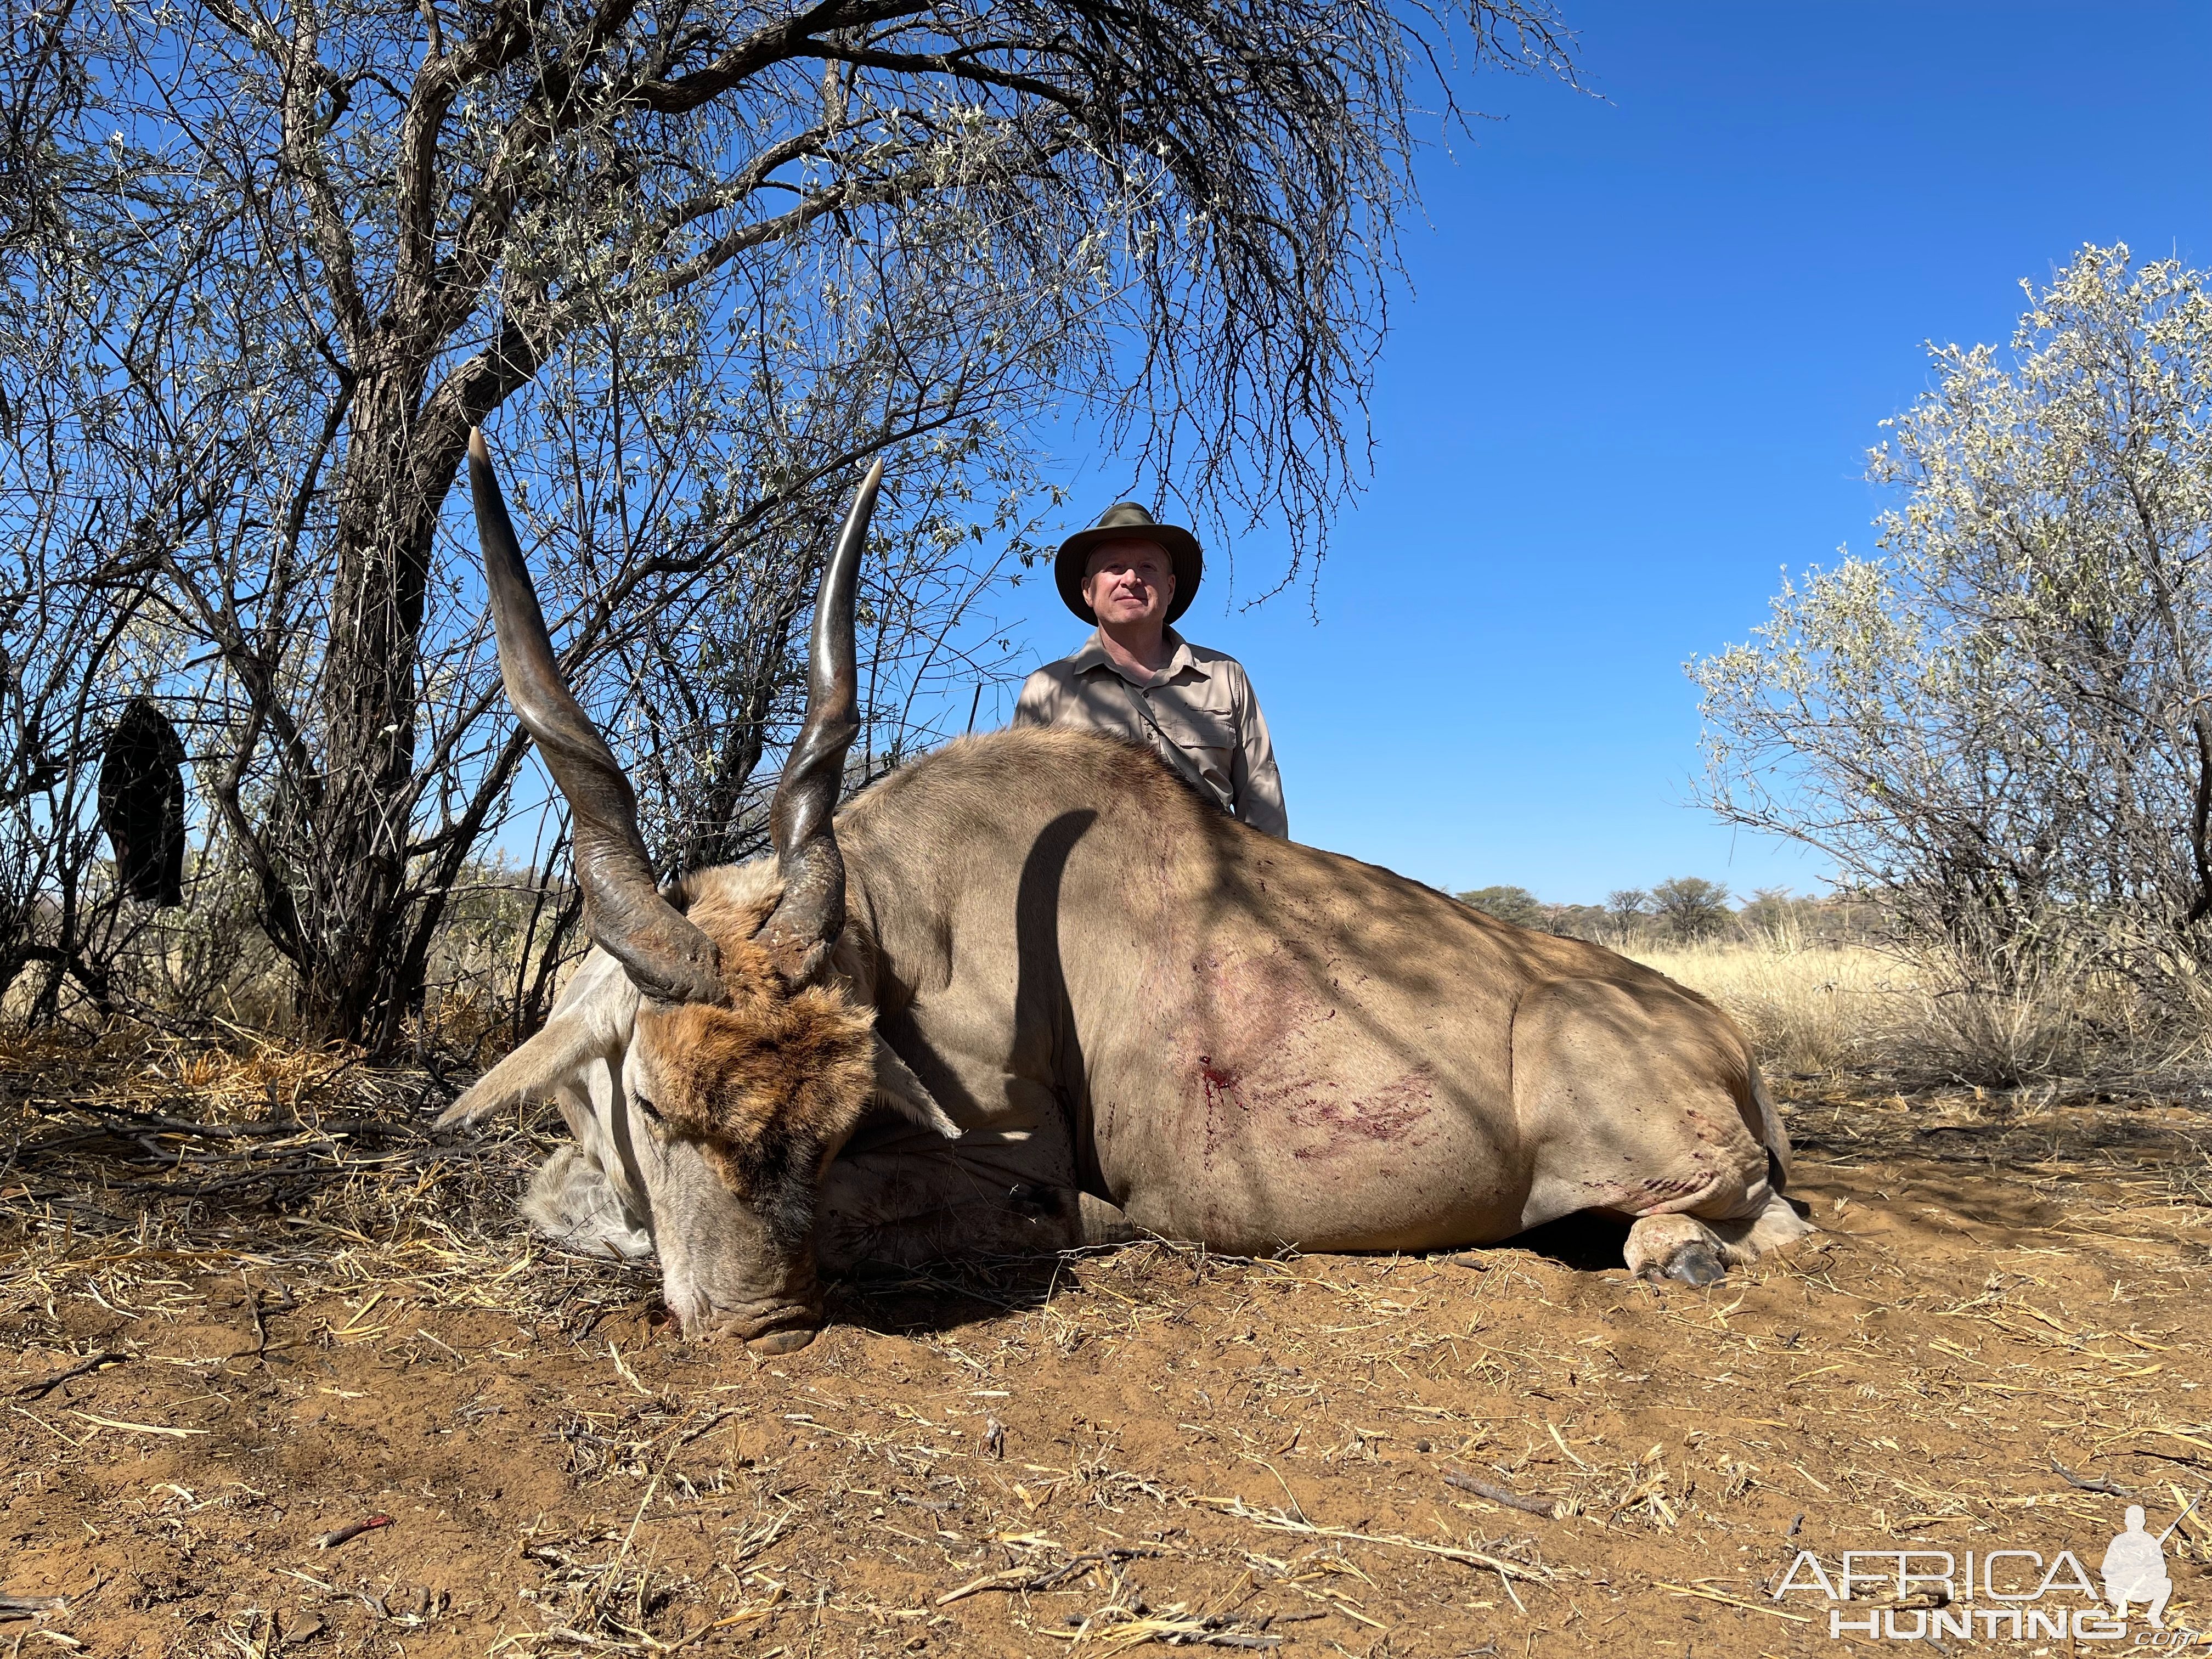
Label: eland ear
xmin=437 ymin=951 xmax=639 ymax=1127
xmin=871 ymin=1033 xmax=960 ymax=1139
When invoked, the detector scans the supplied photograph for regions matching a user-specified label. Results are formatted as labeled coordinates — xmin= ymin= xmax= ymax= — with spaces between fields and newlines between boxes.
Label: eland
xmin=443 ymin=435 xmax=1811 ymax=1351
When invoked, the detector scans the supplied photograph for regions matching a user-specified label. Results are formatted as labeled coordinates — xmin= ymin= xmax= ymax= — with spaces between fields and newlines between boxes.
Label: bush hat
xmin=1053 ymin=503 xmax=1203 ymax=626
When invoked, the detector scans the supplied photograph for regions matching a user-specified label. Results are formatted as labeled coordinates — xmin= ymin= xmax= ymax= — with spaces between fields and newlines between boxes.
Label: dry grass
xmin=1629 ymin=933 xmax=2202 ymax=1091
xmin=7 ymin=1035 xmax=2212 ymax=1656
xmin=1628 ymin=938 xmax=1916 ymax=1080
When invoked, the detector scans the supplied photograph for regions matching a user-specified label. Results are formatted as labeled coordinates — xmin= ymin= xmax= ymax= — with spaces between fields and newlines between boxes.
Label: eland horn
xmin=469 ymin=428 xmax=723 ymax=1006
xmin=756 ymin=458 xmax=881 ymax=977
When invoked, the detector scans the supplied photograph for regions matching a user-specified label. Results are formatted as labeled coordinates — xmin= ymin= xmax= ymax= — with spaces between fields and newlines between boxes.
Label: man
xmin=1013 ymin=503 xmax=1288 ymax=838
xmin=2101 ymin=1505 xmax=2173 ymax=1628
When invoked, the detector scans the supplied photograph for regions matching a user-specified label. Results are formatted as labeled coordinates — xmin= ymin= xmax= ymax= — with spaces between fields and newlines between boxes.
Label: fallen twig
xmin=1193 ymin=1495 xmax=1552 ymax=1584
xmin=1040 ymin=1608 xmax=1285 ymax=1649
xmin=678 ymin=1406 xmax=741 ymax=1447
xmin=314 ymin=1514 xmax=393 ymax=1549
xmin=1654 ymin=1582 xmax=1815 ymax=1624
xmin=936 ymin=1547 xmax=1162 ymax=1606
xmin=2048 ymin=1457 xmax=2134 ymax=1497
xmin=660 ymin=1589 xmax=787 ymax=1652
xmin=2132 ymin=1449 xmax=2211 ymax=1471
xmin=1443 ymin=1472 xmax=1559 ymax=1518
xmin=936 ymin=1566 xmax=1042 ymax=1606
xmin=239 ymin=1272 xmax=267 ymax=1359
xmin=67 ymin=1410 xmax=204 ymax=1439
xmin=11 ymin=1352 xmax=127 ymax=1400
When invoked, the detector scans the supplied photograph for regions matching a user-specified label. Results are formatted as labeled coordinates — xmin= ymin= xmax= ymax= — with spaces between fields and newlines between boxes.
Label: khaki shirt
xmin=1012 ymin=628 xmax=1288 ymax=838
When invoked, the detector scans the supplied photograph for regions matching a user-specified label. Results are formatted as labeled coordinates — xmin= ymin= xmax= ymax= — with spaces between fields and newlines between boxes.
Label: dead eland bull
xmin=444 ymin=433 xmax=1811 ymax=1352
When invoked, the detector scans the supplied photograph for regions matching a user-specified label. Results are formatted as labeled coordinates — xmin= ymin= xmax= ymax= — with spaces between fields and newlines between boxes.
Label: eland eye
xmin=634 ymin=1095 xmax=665 ymax=1125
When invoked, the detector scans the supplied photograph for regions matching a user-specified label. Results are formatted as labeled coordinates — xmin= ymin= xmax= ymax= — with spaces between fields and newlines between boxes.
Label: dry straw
xmin=3 ymin=1032 xmax=2210 ymax=1652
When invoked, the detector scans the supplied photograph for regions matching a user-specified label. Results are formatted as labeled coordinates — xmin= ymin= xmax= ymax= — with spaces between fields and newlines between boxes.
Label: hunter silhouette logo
xmin=2101 ymin=1504 xmax=2175 ymax=1629
xmin=1771 ymin=1491 xmax=2205 ymax=1643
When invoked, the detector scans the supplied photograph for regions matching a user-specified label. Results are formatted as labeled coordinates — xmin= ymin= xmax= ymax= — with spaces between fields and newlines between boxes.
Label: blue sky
xmin=973 ymin=1 xmax=2212 ymax=906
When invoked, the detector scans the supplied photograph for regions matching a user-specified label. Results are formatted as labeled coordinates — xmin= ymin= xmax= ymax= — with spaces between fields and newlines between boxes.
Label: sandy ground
xmin=4 ymin=1046 xmax=2210 ymax=1658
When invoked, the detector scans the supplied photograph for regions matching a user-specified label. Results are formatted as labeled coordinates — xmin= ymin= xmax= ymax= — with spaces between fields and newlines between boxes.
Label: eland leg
xmin=816 ymin=1107 xmax=1091 ymax=1273
xmin=1510 ymin=977 xmax=1812 ymax=1285
xmin=1626 ymin=1189 xmax=1814 ymax=1283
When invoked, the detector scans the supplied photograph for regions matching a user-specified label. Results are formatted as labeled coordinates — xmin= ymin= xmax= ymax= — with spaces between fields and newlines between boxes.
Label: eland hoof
xmin=746 ymin=1325 xmax=818 ymax=1356
xmin=1658 ymin=1240 xmax=1726 ymax=1287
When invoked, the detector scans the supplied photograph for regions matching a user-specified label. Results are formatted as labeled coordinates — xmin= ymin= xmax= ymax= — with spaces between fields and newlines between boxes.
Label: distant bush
xmin=1455 ymin=877 xmax=1880 ymax=952
xmin=1454 ymin=885 xmax=1548 ymax=929
xmin=1651 ymin=876 xmax=1732 ymax=940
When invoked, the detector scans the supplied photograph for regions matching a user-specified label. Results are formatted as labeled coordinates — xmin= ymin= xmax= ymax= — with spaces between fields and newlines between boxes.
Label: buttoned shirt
xmin=1012 ymin=628 xmax=1288 ymax=838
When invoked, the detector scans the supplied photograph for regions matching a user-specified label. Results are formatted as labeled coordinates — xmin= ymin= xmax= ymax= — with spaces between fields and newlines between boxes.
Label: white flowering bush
xmin=1692 ymin=246 xmax=2212 ymax=1076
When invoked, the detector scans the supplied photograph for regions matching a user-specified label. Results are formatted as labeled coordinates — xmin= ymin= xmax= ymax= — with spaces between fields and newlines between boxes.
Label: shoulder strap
xmin=1116 ymin=675 xmax=1176 ymax=746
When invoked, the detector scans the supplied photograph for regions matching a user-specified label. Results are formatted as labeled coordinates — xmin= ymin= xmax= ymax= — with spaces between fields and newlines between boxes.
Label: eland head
xmin=439 ymin=432 xmax=955 ymax=1352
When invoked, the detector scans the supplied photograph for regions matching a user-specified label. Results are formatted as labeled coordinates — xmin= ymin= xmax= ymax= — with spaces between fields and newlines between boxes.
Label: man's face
xmin=1082 ymin=538 xmax=1175 ymax=628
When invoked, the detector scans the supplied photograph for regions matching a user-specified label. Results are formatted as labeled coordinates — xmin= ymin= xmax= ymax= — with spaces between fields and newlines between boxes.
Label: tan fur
xmin=821 ymin=725 xmax=1810 ymax=1276
xmin=467 ymin=723 xmax=1808 ymax=1340
xmin=636 ymin=879 xmax=877 ymax=1198
xmin=847 ymin=726 xmax=1231 ymax=852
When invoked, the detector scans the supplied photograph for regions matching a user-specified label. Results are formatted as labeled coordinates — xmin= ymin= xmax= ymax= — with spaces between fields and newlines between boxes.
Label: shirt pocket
xmin=1150 ymin=701 xmax=1237 ymax=782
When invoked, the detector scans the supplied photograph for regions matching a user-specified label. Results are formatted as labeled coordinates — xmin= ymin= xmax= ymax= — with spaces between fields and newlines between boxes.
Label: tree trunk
xmin=250 ymin=302 xmax=538 ymax=1051
xmin=292 ymin=364 xmax=450 ymax=1049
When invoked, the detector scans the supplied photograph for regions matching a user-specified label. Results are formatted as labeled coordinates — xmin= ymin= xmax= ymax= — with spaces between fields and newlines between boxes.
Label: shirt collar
xmin=1070 ymin=627 xmax=1206 ymax=685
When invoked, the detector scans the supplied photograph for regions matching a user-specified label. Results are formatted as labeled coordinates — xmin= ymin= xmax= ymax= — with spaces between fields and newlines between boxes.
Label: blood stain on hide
xmin=1578 ymin=1173 xmax=1712 ymax=1211
xmin=1180 ymin=949 xmax=1438 ymax=1168
xmin=1197 ymin=1056 xmax=1243 ymax=1164
xmin=1286 ymin=1065 xmax=1439 ymax=1160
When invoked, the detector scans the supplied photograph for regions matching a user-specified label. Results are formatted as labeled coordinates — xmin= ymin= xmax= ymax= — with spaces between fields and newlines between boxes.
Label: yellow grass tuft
xmin=1627 ymin=938 xmax=1914 ymax=1079
xmin=1629 ymin=930 xmax=2197 ymax=1088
